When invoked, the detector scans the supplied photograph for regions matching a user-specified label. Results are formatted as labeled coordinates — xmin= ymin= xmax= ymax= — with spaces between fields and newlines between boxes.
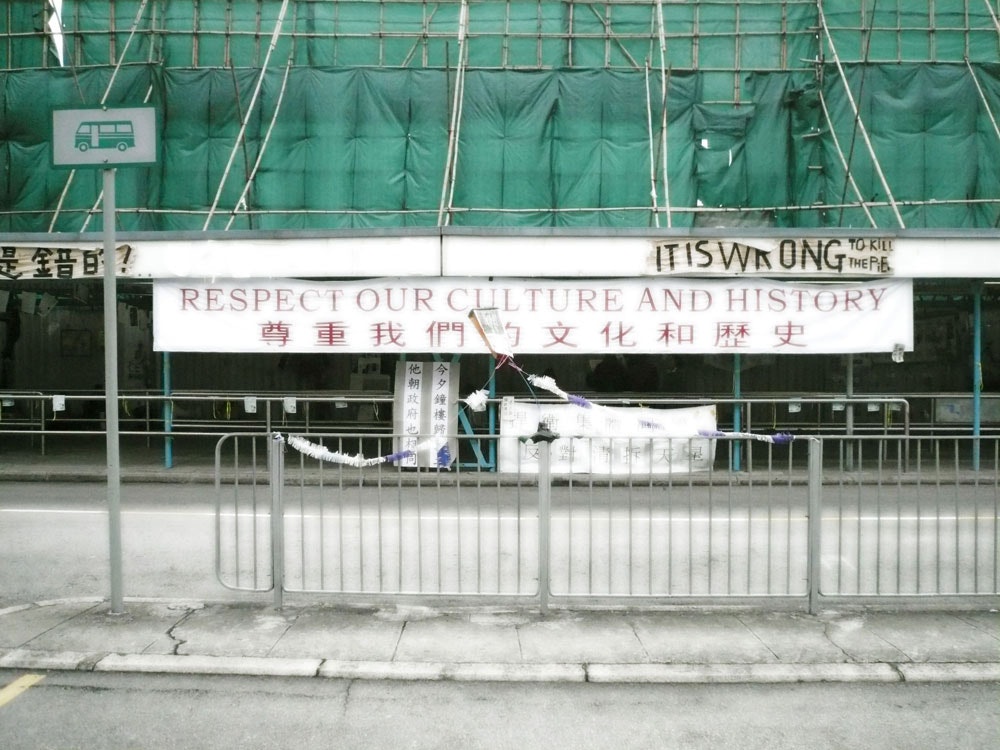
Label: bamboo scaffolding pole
xmin=655 ymin=0 xmax=672 ymax=227
xmin=644 ymin=61 xmax=660 ymax=227
xmin=818 ymin=90 xmax=878 ymax=227
xmin=14 ymin=195 xmax=1000 ymax=228
xmin=818 ymin=2 xmax=905 ymax=228
xmin=967 ymin=57 xmax=1000 ymax=145
xmin=437 ymin=0 xmax=470 ymax=227
xmin=983 ymin=0 xmax=1000 ymax=38
xmin=225 ymin=57 xmax=295 ymax=231
xmin=202 ymin=0 xmax=290 ymax=231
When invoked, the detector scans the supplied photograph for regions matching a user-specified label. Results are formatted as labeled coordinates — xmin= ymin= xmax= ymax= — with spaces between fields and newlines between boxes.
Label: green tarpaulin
xmin=1 ymin=1 xmax=998 ymax=231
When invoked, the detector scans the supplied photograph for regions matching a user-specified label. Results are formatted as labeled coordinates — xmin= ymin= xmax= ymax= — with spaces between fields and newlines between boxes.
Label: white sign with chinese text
xmin=498 ymin=401 xmax=717 ymax=475
xmin=152 ymin=277 xmax=913 ymax=355
xmin=392 ymin=360 xmax=458 ymax=468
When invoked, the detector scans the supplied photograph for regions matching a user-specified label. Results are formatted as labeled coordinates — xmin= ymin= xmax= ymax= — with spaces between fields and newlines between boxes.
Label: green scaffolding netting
xmin=1 ymin=1 xmax=999 ymax=232
xmin=2 ymin=62 xmax=1000 ymax=232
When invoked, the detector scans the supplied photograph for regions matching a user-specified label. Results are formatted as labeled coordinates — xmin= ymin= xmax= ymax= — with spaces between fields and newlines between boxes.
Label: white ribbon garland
xmin=699 ymin=430 xmax=794 ymax=444
xmin=285 ymin=434 xmax=449 ymax=467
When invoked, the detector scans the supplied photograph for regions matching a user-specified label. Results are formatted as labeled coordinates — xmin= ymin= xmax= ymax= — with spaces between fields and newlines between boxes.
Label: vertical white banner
xmin=395 ymin=361 xmax=424 ymax=468
xmin=393 ymin=361 xmax=459 ymax=468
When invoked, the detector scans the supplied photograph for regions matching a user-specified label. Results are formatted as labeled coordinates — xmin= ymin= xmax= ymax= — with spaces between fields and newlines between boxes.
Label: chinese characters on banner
xmin=152 ymin=277 xmax=914 ymax=355
xmin=0 ymin=245 xmax=133 ymax=280
xmin=498 ymin=401 xmax=717 ymax=475
xmin=392 ymin=360 xmax=458 ymax=469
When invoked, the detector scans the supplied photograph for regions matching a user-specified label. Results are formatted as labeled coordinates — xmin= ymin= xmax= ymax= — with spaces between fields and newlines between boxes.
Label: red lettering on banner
xmin=260 ymin=321 xmax=290 ymax=346
xmin=230 ymin=288 xmax=247 ymax=311
xmin=300 ymin=289 xmax=321 ymax=312
xmin=314 ymin=322 xmax=348 ymax=346
xmin=716 ymin=322 xmax=750 ymax=348
xmin=605 ymin=289 xmax=623 ymax=312
xmin=356 ymin=287 xmax=432 ymax=312
xmin=426 ymin=321 xmax=465 ymax=348
xmin=446 ymin=288 xmax=467 ymax=311
xmin=384 ymin=288 xmax=407 ymax=312
xmin=204 ymin=288 xmax=223 ymax=311
xmin=727 ymin=287 xmax=885 ymax=313
xmin=275 ymin=289 xmax=293 ymax=311
xmin=543 ymin=322 xmax=577 ymax=348
xmin=774 ymin=322 xmax=806 ymax=347
xmin=181 ymin=288 xmax=200 ymax=310
xmin=415 ymin=287 xmax=433 ymax=311
xmin=357 ymin=288 xmax=378 ymax=311
xmin=602 ymin=322 xmax=636 ymax=347
xmin=370 ymin=322 xmax=405 ymax=347
xmin=768 ymin=289 xmax=786 ymax=312
xmin=578 ymin=288 xmax=597 ymax=311
xmin=658 ymin=323 xmax=695 ymax=347
xmin=525 ymin=289 xmax=543 ymax=311
xmin=636 ymin=288 xmax=713 ymax=312
xmin=843 ymin=290 xmax=863 ymax=310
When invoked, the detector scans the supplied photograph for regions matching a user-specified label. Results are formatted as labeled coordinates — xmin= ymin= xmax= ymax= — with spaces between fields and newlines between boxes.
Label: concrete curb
xmin=3 ymin=647 xmax=998 ymax=683
xmin=317 ymin=661 xmax=587 ymax=682
xmin=895 ymin=663 xmax=1000 ymax=683
xmin=95 ymin=653 xmax=322 ymax=678
xmin=586 ymin=662 xmax=902 ymax=684
xmin=0 ymin=649 xmax=104 ymax=672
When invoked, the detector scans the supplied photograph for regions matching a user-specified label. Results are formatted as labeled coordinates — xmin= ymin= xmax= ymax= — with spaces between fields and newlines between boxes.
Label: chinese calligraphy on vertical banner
xmin=498 ymin=401 xmax=717 ymax=475
xmin=153 ymin=277 xmax=913 ymax=355
xmin=392 ymin=361 xmax=458 ymax=468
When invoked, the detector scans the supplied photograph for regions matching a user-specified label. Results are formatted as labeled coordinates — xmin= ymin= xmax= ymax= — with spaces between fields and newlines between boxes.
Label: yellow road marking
xmin=0 ymin=674 xmax=45 ymax=708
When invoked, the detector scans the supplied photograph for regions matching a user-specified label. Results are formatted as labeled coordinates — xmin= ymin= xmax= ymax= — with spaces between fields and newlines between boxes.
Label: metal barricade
xmin=213 ymin=432 xmax=999 ymax=611
xmin=820 ymin=435 xmax=1000 ymax=600
xmin=214 ymin=431 xmax=541 ymax=607
xmin=214 ymin=434 xmax=274 ymax=594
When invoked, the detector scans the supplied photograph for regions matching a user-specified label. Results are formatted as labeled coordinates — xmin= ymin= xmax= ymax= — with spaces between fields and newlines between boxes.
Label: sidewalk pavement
xmin=0 ymin=438 xmax=219 ymax=484
xmin=1 ymin=598 xmax=998 ymax=684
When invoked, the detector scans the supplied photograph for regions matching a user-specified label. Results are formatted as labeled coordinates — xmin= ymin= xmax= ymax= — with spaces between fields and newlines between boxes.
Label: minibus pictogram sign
xmin=52 ymin=106 xmax=157 ymax=167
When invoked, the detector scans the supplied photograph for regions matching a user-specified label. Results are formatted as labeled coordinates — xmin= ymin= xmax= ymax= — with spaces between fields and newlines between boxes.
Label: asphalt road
xmin=1 ymin=670 xmax=996 ymax=750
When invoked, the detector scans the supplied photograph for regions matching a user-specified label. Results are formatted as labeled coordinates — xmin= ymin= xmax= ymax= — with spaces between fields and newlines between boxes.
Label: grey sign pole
xmin=52 ymin=105 xmax=158 ymax=616
xmin=103 ymin=167 xmax=125 ymax=615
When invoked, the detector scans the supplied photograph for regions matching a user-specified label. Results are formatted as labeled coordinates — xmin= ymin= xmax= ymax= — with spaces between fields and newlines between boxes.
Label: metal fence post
xmin=807 ymin=437 xmax=823 ymax=614
xmin=269 ymin=433 xmax=285 ymax=609
xmin=532 ymin=423 xmax=557 ymax=615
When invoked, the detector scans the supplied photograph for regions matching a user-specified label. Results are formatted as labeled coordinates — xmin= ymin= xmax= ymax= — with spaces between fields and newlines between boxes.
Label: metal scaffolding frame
xmin=10 ymin=2 xmax=999 ymax=71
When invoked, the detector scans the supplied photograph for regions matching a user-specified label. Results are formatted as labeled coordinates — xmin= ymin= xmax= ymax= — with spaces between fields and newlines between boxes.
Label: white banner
xmin=498 ymin=401 xmax=718 ymax=475
xmin=152 ymin=277 xmax=913 ymax=354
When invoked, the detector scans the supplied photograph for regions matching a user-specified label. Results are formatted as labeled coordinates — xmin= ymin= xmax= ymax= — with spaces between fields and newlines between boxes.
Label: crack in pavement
xmin=821 ymin=620 xmax=855 ymax=662
xmin=164 ymin=608 xmax=195 ymax=656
